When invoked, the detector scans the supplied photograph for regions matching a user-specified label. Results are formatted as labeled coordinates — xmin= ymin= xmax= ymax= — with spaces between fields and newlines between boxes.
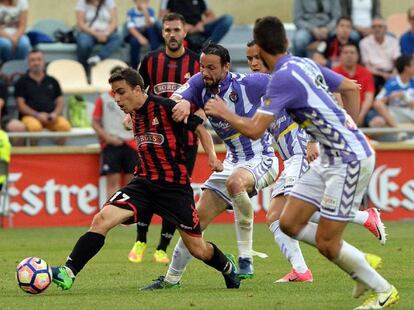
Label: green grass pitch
xmin=1 ymin=222 xmax=412 ymax=309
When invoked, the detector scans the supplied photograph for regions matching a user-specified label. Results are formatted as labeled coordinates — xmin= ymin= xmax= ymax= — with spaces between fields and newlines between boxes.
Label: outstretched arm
xmin=195 ymin=124 xmax=223 ymax=172
xmin=204 ymin=96 xmax=274 ymax=140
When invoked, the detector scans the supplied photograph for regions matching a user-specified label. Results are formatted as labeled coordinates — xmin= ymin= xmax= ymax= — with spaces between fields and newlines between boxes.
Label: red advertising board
xmin=3 ymin=146 xmax=414 ymax=228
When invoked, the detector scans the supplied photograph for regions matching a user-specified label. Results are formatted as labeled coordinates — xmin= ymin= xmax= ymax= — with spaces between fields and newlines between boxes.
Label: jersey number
xmin=109 ymin=191 xmax=131 ymax=202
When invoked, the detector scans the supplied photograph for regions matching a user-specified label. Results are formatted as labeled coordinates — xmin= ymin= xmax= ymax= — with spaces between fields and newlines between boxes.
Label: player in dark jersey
xmin=128 ymin=13 xmax=201 ymax=264
xmin=51 ymin=68 xmax=240 ymax=290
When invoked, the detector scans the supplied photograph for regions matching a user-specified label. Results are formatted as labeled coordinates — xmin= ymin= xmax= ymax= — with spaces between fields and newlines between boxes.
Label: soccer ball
xmin=16 ymin=257 xmax=52 ymax=294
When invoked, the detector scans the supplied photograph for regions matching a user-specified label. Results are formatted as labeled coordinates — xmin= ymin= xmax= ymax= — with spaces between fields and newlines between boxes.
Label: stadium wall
xmin=3 ymin=145 xmax=414 ymax=228
xmin=29 ymin=0 xmax=412 ymax=27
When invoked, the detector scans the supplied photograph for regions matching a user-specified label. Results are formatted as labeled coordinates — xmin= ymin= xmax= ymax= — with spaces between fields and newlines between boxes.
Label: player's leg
xmin=178 ymin=230 xmax=240 ymax=289
xmin=267 ymin=155 xmax=312 ymax=282
xmin=141 ymin=188 xmax=228 ymax=290
xmin=163 ymin=189 xmax=228 ymax=285
xmin=153 ymin=219 xmax=176 ymax=263
xmin=284 ymin=157 xmax=398 ymax=307
xmin=53 ymin=178 xmax=149 ymax=290
xmin=227 ymin=156 xmax=278 ymax=278
xmin=267 ymin=195 xmax=313 ymax=283
xmin=52 ymin=204 xmax=135 ymax=290
xmin=129 ymin=209 xmax=153 ymax=263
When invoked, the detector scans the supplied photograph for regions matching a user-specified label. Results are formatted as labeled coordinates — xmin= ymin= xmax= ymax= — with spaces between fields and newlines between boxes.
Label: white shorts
xmin=202 ymin=156 xmax=279 ymax=206
xmin=271 ymin=154 xmax=309 ymax=198
xmin=289 ymin=155 xmax=375 ymax=221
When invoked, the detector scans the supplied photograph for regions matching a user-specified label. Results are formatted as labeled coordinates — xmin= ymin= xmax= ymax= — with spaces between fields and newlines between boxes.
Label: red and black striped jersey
xmin=139 ymin=48 xmax=200 ymax=146
xmin=131 ymin=94 xmax=203 ymax=185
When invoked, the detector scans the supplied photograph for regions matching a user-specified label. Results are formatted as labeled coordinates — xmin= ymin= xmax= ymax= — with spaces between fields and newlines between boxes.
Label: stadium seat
xmin=90 ymin=59 xmax=128 ymax=92
xmin=0 ymin=59 xmax=28 ymax=86
xmin=386 ymin=13 xmax=409 ymax=39
xmin=46 ymin=59 xmax=98 ymax=94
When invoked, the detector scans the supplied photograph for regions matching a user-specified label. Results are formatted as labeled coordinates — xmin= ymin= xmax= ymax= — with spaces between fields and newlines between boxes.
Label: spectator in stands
xmin=0 ymin=79 xmax=25 ymax=144
xmin=313 ymin=16 xmax=357 ymax=68
xmin=332 ymin=43 xmax=377 ymax=127
xmin=340 ymin=0 xmax=381 ymax=40
xmin=400 ymin=6 xmax=414 ymax=56
xmin=75 ymin=0 xmax=122 ymax=69
xmin=14 ymin=49 xmax=71 ymax=145
xmin=125 ymin=0 xmax=161 ymax=69
xmin=359 ymin=17 xmax=401 ymax=93
xmin=373 ymin=55 xmax=414 ymax=130
xmin=158 ymin=0 xmax=233 ymax=52
xmin=292 ymin=0 xmax=341 ymax=57
xmin=92 ymin=65 xmax=138 ymax=199
xmin=0 ymin=0 xmax=30 ymax=64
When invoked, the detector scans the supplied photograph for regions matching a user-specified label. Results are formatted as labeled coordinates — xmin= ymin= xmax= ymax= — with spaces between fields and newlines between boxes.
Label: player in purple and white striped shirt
xmin=205 ymin=17 xmax=398 ymax=309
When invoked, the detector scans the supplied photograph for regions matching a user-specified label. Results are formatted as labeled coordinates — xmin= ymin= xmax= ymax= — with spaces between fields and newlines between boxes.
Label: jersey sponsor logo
xmin=153 ymin=82 xmax=182 ymax=95
xmin=136 ymin=133 xmax=165 ymax=146
xmin=321 ymin=194 xmax=338 ymax=211
xmin=207 ymin=116 xmax=231 ymax=131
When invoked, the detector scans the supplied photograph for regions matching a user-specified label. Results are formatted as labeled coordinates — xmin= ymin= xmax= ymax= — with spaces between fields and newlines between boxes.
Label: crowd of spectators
xmin=293 ymin=0 xmax=414 ymax=140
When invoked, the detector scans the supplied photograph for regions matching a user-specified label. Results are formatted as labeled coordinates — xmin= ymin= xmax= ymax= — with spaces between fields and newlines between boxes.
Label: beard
xmin=167 ymin=40 xmax=182 ymax=52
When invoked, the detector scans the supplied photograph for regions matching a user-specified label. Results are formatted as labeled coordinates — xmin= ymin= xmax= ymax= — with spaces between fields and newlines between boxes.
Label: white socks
xmin=334 ymin=241 xmax=390 ymax=293
xmin=232 ymin=192 xmax=254 ymax=259
xmin=269 ymin=220 xmax=308 ymax=273
xmin=164 ymin=238 xmax=192 ymax=284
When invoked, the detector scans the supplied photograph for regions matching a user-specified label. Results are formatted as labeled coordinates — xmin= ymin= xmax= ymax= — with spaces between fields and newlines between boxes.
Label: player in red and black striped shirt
xmin=49 ymin=68 xmax=240 ymax=291
xmin=129 ymin=13 xmax=201 ymax=263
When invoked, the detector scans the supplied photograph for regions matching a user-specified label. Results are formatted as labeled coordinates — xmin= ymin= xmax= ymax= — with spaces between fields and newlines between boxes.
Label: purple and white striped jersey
xmin=269 ymin=110 xmax=308 ymax=161
xmin=174 ymin=72 xmax=275 ymax=163
xmin=258 ymin=55 xmax=373 ymax=163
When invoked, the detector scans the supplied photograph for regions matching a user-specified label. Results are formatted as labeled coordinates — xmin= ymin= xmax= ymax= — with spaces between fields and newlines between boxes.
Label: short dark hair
xmin=395 ymin=55 xmax=414 ymax=74
xmin=340 ymin=42 xmax=359 ymax=53
xmin=246 ymin=40 xmax=256 ymax=48
xmin=29 ymin=48 xmax=43 ymax=55
xmin=254 ymin=16 xmax=287 ymax=55
xmin=162 ymin=12 xmax=186 ymax=25
xmin=336 ymin=16 xmax=353 ymax=26
xmin=201 ymin=42 xmax=231 ymax=66
xmin=108 ymin=67 xmax=145 ymax=89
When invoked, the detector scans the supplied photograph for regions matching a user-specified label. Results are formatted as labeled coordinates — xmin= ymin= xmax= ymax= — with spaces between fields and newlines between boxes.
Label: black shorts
xmin=100 ymin=144 xmax=138 ymax=175
xmin=106 ymin=177 xmax=201 ymax=236
xmin=185 ymin=144 xmax=198 ymax=176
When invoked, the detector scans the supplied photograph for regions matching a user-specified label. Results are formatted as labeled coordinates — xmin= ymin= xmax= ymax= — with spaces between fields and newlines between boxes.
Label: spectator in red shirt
xmin=333 ymin=42 xmax=379 ymax=127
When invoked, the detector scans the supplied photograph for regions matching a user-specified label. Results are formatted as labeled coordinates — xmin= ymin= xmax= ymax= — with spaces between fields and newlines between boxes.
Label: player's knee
xmin=315 ymin=237 xmax=338 ymax=260
xmin=226 ymin=175 xmax=245 ymax=196
xmin=90 ymin=211 xmax=111 ymax=234
xmin=279 ymin=218 xmax=298 ymax=237
xmin=265 ymin=209 xmax=278 ymax=226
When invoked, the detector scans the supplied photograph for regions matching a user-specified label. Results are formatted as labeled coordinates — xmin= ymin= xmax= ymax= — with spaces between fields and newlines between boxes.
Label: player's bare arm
xmin=195 ymin=124 xmax=223 ymax=172
xmin=171 ymin=95 xmax=191 ymax=122
xmin=336 ymin=78 xmax=361 ymax=122
xmin=204 ymin=95 xmax=273 ymax=140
